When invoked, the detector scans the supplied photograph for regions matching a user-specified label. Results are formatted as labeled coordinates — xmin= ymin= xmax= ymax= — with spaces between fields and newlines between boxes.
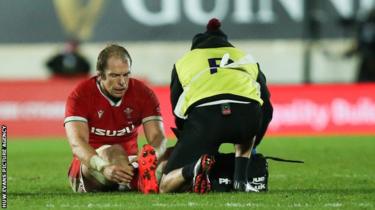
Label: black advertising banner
xmin=0 ymin=0 xmax=373 ymax=43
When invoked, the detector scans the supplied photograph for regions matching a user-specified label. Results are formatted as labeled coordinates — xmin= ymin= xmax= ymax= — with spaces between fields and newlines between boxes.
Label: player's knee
xmin=158 ymin=175 xmax=168 ymax=193
xmin=108 ymin=144 xmax=125 ymax=153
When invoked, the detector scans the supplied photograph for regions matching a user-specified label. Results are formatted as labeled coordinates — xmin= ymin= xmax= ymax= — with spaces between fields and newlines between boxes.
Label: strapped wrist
xmin=89 ymin=155 xmax=110 ymax=172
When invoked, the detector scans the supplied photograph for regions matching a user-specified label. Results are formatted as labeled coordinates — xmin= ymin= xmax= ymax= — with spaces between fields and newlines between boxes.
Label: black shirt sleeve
xmin=255 ymin=64 xmax=273 ymax=147
xmin=170 ymin=65 xmax=185 ymax=130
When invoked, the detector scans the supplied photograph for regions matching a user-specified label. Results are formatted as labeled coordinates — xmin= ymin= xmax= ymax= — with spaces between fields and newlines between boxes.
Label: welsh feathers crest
xmin=97 ymin=110 xmax=104 ymax=118
xmin=124 ymin=107 xmax=133 ymax=119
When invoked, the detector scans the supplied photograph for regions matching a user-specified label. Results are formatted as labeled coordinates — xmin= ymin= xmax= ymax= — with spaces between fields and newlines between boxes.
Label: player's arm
xmin=65 ymin=121 xmax=97 ymax=167
xmin=143 ymin=120 xmax=167 ymax=159
xmin=141 ymin=83 xmax=168 ymax=159
xmin=65 ymin=121 xmax=134 ymax=183
xmin=64 ymin=92 xmax=109 ymax=172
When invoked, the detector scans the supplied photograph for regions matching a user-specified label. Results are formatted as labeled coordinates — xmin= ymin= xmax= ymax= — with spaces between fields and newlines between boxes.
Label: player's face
xmin=100 ymin=56 xmax=131 ymax=98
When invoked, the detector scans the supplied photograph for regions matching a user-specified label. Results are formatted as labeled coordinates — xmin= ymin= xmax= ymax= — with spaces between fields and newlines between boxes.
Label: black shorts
xmin=164 ymin=102 xmax=262 ymax=173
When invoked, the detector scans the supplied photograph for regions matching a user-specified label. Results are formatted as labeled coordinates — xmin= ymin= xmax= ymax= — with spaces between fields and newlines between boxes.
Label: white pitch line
xmin=324 ymin=203 xmax=343 ymax=208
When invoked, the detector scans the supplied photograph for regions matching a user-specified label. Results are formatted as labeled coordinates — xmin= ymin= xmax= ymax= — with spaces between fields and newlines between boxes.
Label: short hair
xmin=96 ymin=44 xmax=132 ymax=76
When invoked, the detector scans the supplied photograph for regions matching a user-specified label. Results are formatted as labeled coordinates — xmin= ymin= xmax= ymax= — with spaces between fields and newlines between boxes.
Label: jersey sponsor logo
xmin=97 ymin=110 xmax=104 ymax=119
xmin=90 ymin=125 xmax=135 ymax=136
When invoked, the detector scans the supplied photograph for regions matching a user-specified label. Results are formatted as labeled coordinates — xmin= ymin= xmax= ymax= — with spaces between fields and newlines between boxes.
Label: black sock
xmin=181 ymin=163 xmax=195 ymax=181
xmin=234 ymin=157 xmax=249 ymax=183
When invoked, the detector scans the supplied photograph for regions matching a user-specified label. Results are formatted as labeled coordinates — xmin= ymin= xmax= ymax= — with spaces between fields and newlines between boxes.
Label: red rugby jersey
xmin=64 ymin=76 xmax=162 ymax=155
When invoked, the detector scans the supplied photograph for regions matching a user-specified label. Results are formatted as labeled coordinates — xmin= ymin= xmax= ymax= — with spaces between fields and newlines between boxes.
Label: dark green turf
xmin=7 ymin=136 xmax=375 ymax=210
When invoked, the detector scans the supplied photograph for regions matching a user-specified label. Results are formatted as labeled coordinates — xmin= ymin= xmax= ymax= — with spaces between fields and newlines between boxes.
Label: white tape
xmin=89 ymin=155 xmax=110 ymax=172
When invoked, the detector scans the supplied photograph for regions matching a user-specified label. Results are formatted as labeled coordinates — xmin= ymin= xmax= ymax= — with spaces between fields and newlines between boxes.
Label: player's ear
xmin=97 ymin=71 xmax=105 ymax=80
xmin=97 ymin=71 xmax=101 ymax=80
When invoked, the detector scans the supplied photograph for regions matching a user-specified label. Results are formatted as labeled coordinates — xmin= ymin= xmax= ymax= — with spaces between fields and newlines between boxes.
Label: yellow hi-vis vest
xmin=174 ymin=47 xmax=263 ymax=119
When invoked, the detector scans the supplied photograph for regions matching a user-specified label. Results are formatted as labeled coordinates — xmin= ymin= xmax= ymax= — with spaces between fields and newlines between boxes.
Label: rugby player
xmin=64 ymin=44 xmax=166 ymax=193
xmin=157 ymin=146 xmax=269 ymax=193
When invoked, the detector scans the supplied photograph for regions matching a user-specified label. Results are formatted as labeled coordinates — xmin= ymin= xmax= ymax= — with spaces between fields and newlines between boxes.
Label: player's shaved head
xmin=97 ymin=44 xmax=132 ymax=78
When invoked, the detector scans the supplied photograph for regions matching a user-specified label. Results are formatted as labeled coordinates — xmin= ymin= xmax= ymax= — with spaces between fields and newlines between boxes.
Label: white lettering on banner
xmin=122 ymin=0 xmax=179 ymax=26
xmin=121 ymin=0 xmax=373 ymax=26
xmin=0 ymin=103 xmax=17 ymax=119
xmin=360 ymin=0 xmax=375 ymax=15
xmin=1 ymin=97 xmax=375 ymax=131
xmin=0 ymin=101 xmax=65 ymax=120
xmin=330 ymin=0 xmax=355 ymax=18
xmin=332 ymin=98 xmax=375 ymax=125
xmin=271 ymin=100 xmax=330 ymax=131
xmin=184 ymin=0 xmax=229 ymax=25
xmin=330 ymin=0 xmax=375 ymax=18
xmin=257 ymin=0 xmax=274 ymax=23
xmin=278 ymin=0 xmax=304 ymax=21
xmin=270 ymin=97 xmax=375 ymax=131
xmin=232 ymin=0 xmax=253 ymax=23
xmin=236 ymin=0 xmax=303 ymax=23
xmin=233 ymin=0 xmax=281 ymax=23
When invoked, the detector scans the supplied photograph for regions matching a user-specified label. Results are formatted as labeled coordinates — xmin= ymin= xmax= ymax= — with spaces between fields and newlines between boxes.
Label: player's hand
xmin=102 ymin=164 xmax=134 ymax=184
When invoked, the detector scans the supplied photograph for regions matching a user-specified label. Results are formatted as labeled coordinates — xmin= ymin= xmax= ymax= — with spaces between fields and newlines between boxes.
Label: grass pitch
xmin=8 ymin=136 xmax=375 ymax=210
